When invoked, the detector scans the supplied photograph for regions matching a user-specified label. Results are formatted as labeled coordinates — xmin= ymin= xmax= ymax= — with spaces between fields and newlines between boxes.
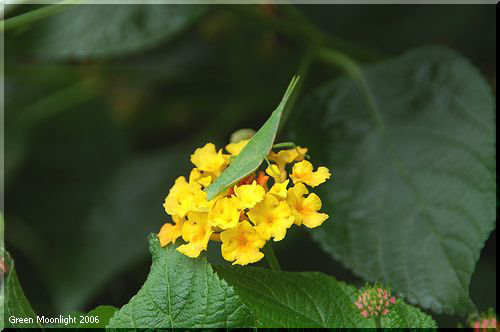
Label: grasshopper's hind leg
xmin=272 ymin=142 xmax=296 ymax=149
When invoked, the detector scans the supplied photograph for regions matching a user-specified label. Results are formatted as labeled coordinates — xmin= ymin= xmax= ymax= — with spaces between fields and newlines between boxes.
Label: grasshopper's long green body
xmin=205 ymin=76 xmax=300 ymax=201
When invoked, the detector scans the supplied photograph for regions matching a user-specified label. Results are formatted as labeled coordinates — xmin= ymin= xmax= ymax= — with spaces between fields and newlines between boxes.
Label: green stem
xmin=263 ymin=243 xmax=281 ymax=271
xmin=374 ymin=316 xmax=382 ymax=328
xmin=227 ymin=5 xmax=322 ymax=48
xmin=1 ymin=1 xmax=30 ymax=19
xmin=316 ymin=48 xmax=386 ymax=133
xmin=319 ymin=47 xmax=423 ymax=215
xmin=317 ymin=48 xmax=364 ymax=85
xmin=1 ymin=0 xmax=79 ymax=32
xmin=14 ymin=79 xmax=97 ymax=128
xmin=278 ymin=44 xmax=316 ymax=134
xmin=228 ymin=4 xmax=387 ymax=136
xmin=281 ymin=4 xmax=387 ymax=61
xmin=229 ymin=4 xmax=386 ymax=61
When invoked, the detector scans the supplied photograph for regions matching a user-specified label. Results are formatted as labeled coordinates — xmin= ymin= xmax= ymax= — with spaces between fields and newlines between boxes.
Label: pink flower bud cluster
xmin=355 ymin=285 xmax=396 ymax=318
xmin=472 ymin=317 xmax=497 ymax=331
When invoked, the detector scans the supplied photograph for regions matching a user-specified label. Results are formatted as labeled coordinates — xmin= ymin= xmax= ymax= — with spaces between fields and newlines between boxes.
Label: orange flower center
xmin=238 ymin=235 xmax=248 ymax=247
xmin=227 ymin=173 xmax=256 ymax=197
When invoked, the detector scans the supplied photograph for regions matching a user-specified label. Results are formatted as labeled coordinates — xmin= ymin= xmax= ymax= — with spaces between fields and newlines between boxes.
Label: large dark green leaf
xmin=27 ymin=4 xmax=206 ymax=60
xmin=216 ymin=265 xmax=436 ymax=328
xmin=288 ymin=46 xmax=496 ymax=315
xmin=107 ymin=236 xmax=254 ymax=328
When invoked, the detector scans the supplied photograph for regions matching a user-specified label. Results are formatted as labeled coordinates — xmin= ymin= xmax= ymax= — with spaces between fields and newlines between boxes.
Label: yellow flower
xmin=177 ymin=212 xmax=212 ymax=258
xmin=225 ymin=139 xmax=249 ymax=156
xmin=234 ymin=180 xmax=265 ymax=209
xmin=265 ymin=164 xmax=285 ymax=183
xmin=189 ymin=168 xmax=213 ymax=187
xmin=286 ymin=183 xmax=328 ymax=228
xmin=191 ymin=143 xmax=228 ymax=176
xmin=163 ymin=176 xmax=211 ymax=218
xmin=208 ymin=196 xmax=242 ymax=230
xmin=268 ymin=146 xmax=308 ymax=172
xmin=290 ymin=160 xmax=331 ymax=187
xmin=163 ymin=176 xmax=190 ymax=217
xmin=158 ymin=215 xmax=184 ymax=246
xmin=159 ymin=140 xmax=331 ymax=265
xmin=220 ymin=220 xmax=266 ymax=265
xmin=268 ymin=179 xmax=289 ymax=199
xmin=247 ymin=194 xmax=294 ymax=241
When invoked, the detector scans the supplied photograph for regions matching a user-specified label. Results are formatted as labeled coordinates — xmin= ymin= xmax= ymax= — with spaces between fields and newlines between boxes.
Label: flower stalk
xmin=263 ymin=243 xmax=281 ymax=272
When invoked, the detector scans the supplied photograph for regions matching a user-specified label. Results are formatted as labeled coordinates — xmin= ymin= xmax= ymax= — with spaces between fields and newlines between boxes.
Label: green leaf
xmin=216 ymin=266 xmax=368 ymax=328
xmin=288 ymin=46 xmax=496 ymax=315
xmin=383 ymin=300 xmax=437 ymax=328
xmin=48 ymin=306 xmax=117 ymax=328
xmin=107 ymin=236 xmax=254 ymax=328
xmin=27 ymin=4 xmax=206 ymax=60
xmin=205 ymin=76 xmax=299 ymax=200
xmin=80 ymin=305 xmax=117 ymax=328
xmin=216 ymin=265 xmax=436 ymax=328
xmin=1 ymin=247 xmax=43 ymax=328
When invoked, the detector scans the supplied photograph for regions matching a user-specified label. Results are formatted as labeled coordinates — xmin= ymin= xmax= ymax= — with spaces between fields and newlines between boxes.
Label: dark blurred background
xmin=2 ymin=4 xmax=496 ymax=328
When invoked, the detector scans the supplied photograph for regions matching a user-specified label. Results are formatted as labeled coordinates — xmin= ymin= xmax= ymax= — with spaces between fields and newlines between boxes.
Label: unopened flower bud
xmin=354 ymin=283 xmax=396 ymax=318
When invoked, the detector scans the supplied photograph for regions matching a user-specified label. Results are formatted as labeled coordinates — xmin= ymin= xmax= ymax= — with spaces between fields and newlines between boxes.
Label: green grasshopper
xmin=205 ymin=76 xmax=301 ymax=201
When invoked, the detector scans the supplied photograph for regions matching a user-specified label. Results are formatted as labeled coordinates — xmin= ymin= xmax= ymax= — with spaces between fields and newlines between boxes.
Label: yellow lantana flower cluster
xmin=158 ymin=140 xmax=331 ymax=265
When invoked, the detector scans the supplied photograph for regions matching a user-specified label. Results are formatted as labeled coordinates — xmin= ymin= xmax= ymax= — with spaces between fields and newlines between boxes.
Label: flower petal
xmin=248 ymin=194 xmax=294 ymax=241
xmin=157 ymin=215 xmax=184 ymax=246
xmin=190 ymin=143 xmax=228 ymax=176
xmin=220 ymin=221 xmax=266 ymax=266
xmin=177 ymin=212 xmax=212 ymax=258
xmin=268 ymin=179 xmax=289 ymax=199
xmin=208 ymin=196 xmax=242 ymax=230
xmin=291 ymin=160 xmax=331 ymax=187
xmin=225 ymin=139 xmax=249 ymax=156
xmin=234 ymin=180 xmax=265 ymax=209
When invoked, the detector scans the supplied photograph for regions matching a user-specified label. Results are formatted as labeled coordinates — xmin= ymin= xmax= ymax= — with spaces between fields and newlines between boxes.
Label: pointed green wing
xmin=205 ymin=76 xmax=300 ymax=201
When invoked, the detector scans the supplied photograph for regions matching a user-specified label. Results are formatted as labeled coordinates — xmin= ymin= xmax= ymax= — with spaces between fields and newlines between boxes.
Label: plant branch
xmin=280 ymin=4 xmax=387 ymax=61
xmin=316 ymin=48 xmax=386 ymax=133
xmin=228 ymin=4 xmax=386 ymax=62
xmin=278 ymin=44 xmax=316 ymax=134
xmin=1 ymin=0 xmax=79 ymax=32
xmin=14 ymin=79 xmax=97 ymax=128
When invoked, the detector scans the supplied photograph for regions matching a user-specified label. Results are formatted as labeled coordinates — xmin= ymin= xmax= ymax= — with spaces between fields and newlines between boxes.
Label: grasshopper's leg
xmin=272 ymin=142 xmax=310 ymax=160
xmin=264 ymin=156 xmax=272 ymax=167
xmin=272 ymin=142 xmax=296 ymax=149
